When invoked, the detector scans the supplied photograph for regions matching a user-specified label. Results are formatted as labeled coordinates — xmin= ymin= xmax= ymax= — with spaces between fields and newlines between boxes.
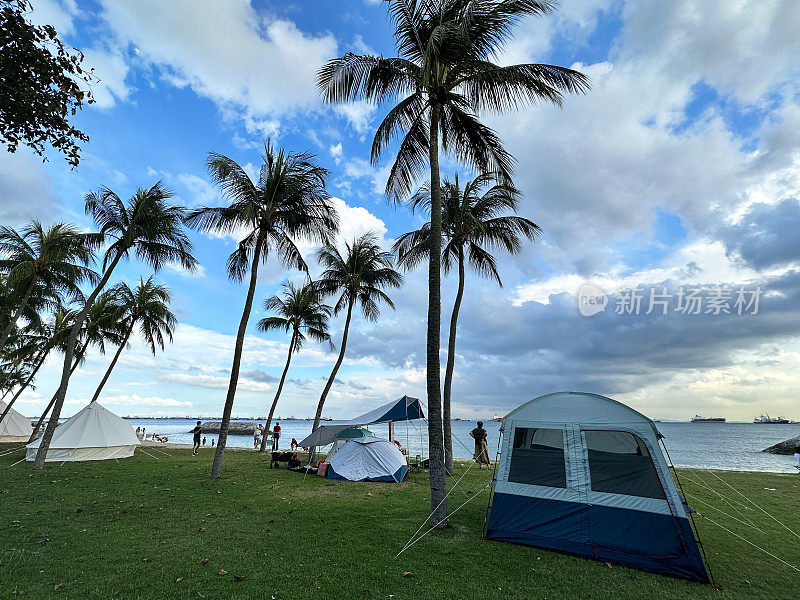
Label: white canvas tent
xmin=0 ymin=400 xmax=33 ymax=442
xmin=26 ymin=402 xmax=140 ymax=462
xmin=326 ymin=437 xmax=409 ymax=483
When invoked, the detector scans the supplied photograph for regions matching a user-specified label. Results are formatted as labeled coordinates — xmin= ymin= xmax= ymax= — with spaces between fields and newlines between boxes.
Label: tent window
xmin=584 ymin=430 xmax=665 ymax=499
xmin=508 ymin=427 xmax=566 ymax=488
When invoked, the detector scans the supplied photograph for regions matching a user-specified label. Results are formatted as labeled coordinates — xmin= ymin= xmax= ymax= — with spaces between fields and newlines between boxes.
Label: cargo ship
xmin=753 ymin=414 xmax=790 ymax=424
xmin=691 ymin=415 xmax=726 ymax=423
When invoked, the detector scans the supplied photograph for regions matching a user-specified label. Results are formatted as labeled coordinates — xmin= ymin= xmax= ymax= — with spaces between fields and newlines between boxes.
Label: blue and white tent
xmin=327 ymin=437 xmax=409 ymax=483
xmin=485 ymin=392 xmax=710 ymax=583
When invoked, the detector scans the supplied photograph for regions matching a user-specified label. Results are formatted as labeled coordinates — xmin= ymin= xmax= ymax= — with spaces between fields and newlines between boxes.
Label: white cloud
xmin=98 ymin=0 xmax=338 ymax=121
xmin=0 ymin=148 xmax=60 ymax=225
xmin=159 ymin=372 xmax=271 ymax=393
xmin=334 ymin=101 xmax=377 ymax=136
xmin=82 ymin=48 xmax=132 ymax=108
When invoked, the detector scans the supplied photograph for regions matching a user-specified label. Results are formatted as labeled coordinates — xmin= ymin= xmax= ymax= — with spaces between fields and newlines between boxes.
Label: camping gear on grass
xmin=25 ymin=402 xmax=140 ymax=462
xmin=0 ymin=400 xmax=33 ymax=442
xmin=485 ymin=391 xmax=710 ymax=583
xmin=327 ymin=436 xmax=408 ymax=483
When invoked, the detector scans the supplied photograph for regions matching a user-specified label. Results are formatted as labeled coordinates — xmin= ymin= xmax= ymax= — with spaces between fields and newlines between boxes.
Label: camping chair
xmin=409 ymin=454 xmax=422 ymax=473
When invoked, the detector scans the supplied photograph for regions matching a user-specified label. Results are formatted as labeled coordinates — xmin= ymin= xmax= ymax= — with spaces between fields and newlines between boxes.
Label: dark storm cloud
xmin=718 ymin=198 xmax=800 ymax=270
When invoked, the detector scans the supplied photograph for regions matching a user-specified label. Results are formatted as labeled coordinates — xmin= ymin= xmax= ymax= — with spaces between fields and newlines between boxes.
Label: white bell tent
xmin=26 ymin=402 xmax=140 ymax=462
xmin=0 ymin=400 xmax=33 ymax=442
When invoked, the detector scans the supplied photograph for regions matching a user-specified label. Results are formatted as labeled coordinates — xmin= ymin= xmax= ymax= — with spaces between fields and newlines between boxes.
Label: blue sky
xmin=2 ymin=0 xmax=800 ymax=421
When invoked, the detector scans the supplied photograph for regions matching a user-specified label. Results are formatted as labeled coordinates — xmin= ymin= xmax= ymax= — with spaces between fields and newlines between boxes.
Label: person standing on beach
xmin=192 ymin=421 xmax=202 ymax=456
xmin=794 ymin=446 xmax=800 ymax=471
xmin=254 ymin=424 xmax=262 ymax=450
xmin=470 ymin=421 xmax=490 ymax=469
xmin=272 ymin=421 xmax=281 ymax=450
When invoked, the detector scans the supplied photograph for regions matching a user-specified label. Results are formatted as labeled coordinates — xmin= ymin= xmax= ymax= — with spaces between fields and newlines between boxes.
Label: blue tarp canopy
xmin=298 ymin=395 xmax=424 ymax=448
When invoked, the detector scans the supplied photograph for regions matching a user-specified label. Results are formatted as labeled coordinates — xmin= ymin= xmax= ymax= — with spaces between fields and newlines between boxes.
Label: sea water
xmin=124 ymin=418 xmax=800 ymax=474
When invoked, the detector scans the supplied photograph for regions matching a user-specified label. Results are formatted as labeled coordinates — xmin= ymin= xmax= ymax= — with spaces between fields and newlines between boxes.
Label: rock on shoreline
xmin=763 ymin=434 xmax=800 ymax=455
xmin=195 ymin=421 xmax=258 ymax=435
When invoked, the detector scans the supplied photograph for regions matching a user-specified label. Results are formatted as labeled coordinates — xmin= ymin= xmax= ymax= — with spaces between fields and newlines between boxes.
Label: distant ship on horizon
xmin=691 ymin=415 xmax=726 ymax=423
xmin=753 ymin=414 xmax=790 ymax=424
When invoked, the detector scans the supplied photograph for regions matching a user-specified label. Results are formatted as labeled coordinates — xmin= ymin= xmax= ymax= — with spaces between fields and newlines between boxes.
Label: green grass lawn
xmin=1 ymin=444 xmax=798 ymax=600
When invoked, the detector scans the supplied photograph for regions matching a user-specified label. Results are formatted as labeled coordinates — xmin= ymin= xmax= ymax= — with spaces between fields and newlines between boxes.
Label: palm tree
xmin=394 ymin=173 xmax=540 ymax=472
xmin=311 ymin=233 xmax=402 ymax=441
xmin=32 ymin=183 xmax=195 ymax=469
xmin=318 ymin=0 xmax=588 ymax=526
xmin=256 ymin=281 xmax=332 ymax=451
xmin=89 ymin=276 xmax=176 ymax=404
xmin=0 ymin=221 xmax=97 ymax=349
xmin=185 ymin=141 xmax=338 ymax=478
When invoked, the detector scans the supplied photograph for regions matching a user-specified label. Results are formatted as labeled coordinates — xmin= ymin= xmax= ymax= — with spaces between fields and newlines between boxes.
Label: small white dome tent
xmin=26 ymin=402 xmax=140 ymax=462
xmin=0 ymin=400 xmax=33 ymax=442
xmin=327 ymin=436 xmax=408 ymax=483
xmin=325 ymin=427 xmax=374 ymax=463
xmin=485 ymin=392 xmax=710 ymax=583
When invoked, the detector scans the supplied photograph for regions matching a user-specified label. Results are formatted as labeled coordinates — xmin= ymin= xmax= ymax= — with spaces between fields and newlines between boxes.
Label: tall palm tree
xmin=33 ymin=183 xmax=195 ymax=469
xmin=89 ymin=276 xmax=176 ymax=404
xmin=185 ymin=141 xmax=338 ymax=478
xmin=318 ymin=0 xmax=588 ymax=526
xmin=0 ymin=221 xmax=97 ymax=349
xmin=256 ymin=281 xmax=332 ymax=451
xmin=311 ymin=233 xmax=402 ymax=440
xmin=394 ymin=173 xmax=540 ymax=472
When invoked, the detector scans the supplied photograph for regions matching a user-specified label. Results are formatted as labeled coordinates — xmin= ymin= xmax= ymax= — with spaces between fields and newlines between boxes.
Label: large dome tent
xmin=0 ymin=400 xmax=33 ymax=442
xmin=25 ymin=402 xmax=140 ymax=462
xmin=484 ymin=392 xmax=711 ymax=583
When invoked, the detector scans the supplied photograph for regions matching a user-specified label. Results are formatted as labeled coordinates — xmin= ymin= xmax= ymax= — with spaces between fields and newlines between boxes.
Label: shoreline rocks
xmin=762 ymin=434 xmax=800 ymax=455
xmin=195 ymin=421 xmax=258 ymax=435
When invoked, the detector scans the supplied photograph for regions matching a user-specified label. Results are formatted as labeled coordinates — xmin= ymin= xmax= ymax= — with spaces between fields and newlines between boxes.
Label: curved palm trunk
xmin=443 ymin=249 xmax=465 ymax=475
xmin=426 ymin=104 xmax=448 ymax=528
xmin=28 ymin=346 xmax=85 ymax=443
xmin=33 ymin=254 xmax=122 ymax=469
xmin=260 ymin=332 xmax=296 ymax=451
xmin=0 ymin=276 xmax=37 ymax=349
xmin=309 ymin=298 xmax=354 ymax=454
xmin=90 ymin=322 xmax=135 ymax=404
xmin=0 ymin=345 xmax=49 ymax=422
xmin=210 ymin=231 xmax=265 ymax=478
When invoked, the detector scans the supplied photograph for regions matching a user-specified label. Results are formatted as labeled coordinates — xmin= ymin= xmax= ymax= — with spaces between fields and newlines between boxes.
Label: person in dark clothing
xmin=192 ymin=421 xmax=202 ymax=456
xmin=470 ymin=421 xmax=490 ymax=468
xmin=272 ymin=422 xmax=281 ymax=450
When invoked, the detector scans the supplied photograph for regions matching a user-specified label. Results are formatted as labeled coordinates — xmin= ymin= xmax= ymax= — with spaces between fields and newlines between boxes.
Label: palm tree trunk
xmin=0 ymin=345 xmax=49 ymax=422
xmin=210 ymin=230 xmax=265 ymax=478
xmin=0 ymin=275 xmax=37 ymax=349
xmin=260 ymin=332 xmax=296 ymax=451
xmin=426 ymin=103 xmax=448 ymax=528
xmin=33 ymin=254 xmax=122 ymax=469
xmin=89 ymin=322 xmax=134 ymax=403
xmin=310 ymin=298 xmax=354 ymax=454
xmin=443 ymin=249 xmax=465 ymax=476
xmin=28 ymin=347 xmax=85 ymax=443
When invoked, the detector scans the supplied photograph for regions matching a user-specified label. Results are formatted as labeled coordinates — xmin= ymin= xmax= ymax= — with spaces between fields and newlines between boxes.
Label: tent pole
xmin=660 ymin=438 xmax=717 ymax=587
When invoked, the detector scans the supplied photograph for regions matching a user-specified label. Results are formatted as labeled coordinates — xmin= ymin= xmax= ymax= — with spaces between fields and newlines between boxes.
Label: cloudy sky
xmin=2 ymin=0 xmax=799 ymax=421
